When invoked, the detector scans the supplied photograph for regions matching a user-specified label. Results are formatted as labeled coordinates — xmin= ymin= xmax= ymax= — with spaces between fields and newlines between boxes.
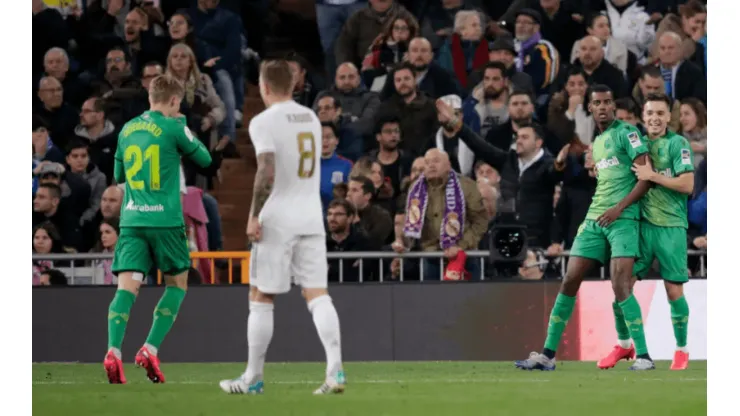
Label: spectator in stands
xmin=570 ymin=35 xmax=627 ymax=99
xmin=397 ymin=148 xmax=487 ymax=280
xmin=35 ymin=77 xmax=78 ymax=150
xmin=678 ymin=98 xmax=707 ymax=168
xmin=436 ymin=10 xmax=489 ymax=90
xmin=92 ymin=47 xmax=143 ymax=125
xmin=168 ymin=10 xmax=211 ymax=69
xmin=478 ymin=180 xmax=498 ymax=222
xmin=32 ymin=222 xmax=70 ymax=285
xmin=530 ymin=0 xmax=584 ymax=62
xmin=468 ymin=37 xmax=534 ymax=96
xmin=381 ymin=37 xmax=463 ymax=101
xmin=285 ymin=53 xmax=319 ymax=109
xmin=65 ymin=140 xmax=107 ymax=233
xmin=100 ymin=185 xmax=123 ymax=220
xmin=32 ymin=0 xmax=69 ymax=74
xmin=440 ymin=99 xmax=571 ymax=248
xmin=368 ymin=114 xmax=414 ymax=202
xmin=33 ymin=183 xmax=80 ymax=250
xmin=656 ymin=31 xmax=706 ymax=103
xmin=361 ymin=14 xmax=419 ymax=91
xmin=320 ymin=123 xmax=353 ymax=210
xmin=315 ymin=0 xmax=366 ymax=77
xmin=189 ymin=0 xmax=244 ymax=146
xmin=32 ymin=116 xmax=66 ymax=172
xmin=512 ymin=9 xmax=559 ymax=97
xmin=315 ymin=63 xmax=380 ymax=138
xmin=379 ymin=62 xmax=438 ymax=156
xmin=316 ymin=93 xmax=364 ymax=161
xmin=346 ymin=175 xmax=393 ymax=248
xmin=326 ymin=199 xmax=375 ymax=282
xmin=335 ymin=0 xmax=415 ymax=69
xmin=485 ymin=90 xmax=553 ymax=153
xmin=37 ymin=47 xmax=87 ymax=108
xmin=351 ymin=157 xmax=395 ymax=215
xmin=632 ymin=65 xmax=680 ymax=130
xmin=474 ymin=161 xmax=501 ymax=200
xmin=38 ymin=269 xmax=69 ymax=286
xmin=166 ymin=43 xmax=226 ymax=160
xmin=123 ymin=7 xmax=169 ymax=73
xmin=547 ymin=68 xmax=594 ymax=149
xmin=72 ymin=97 xmax=118 ymax=184
xmin=417 ymin=0 xmax=489 ymax=51
xmin=605 ymin=0 xmax=655 ymax=63
xmin=433 ymin=94 xmax=473 ymax=175
xmin=518 ymin=249 xmax=545 ymax=280
xmin=548 ymin=151 xmax=596 ymax=254
xmin=650 ymin=0 xmax=706 ymax=73
xmin=571 ymin=13 xmax=630 ymax=76
xmin=463 ymin=62 xmax=510 ymax=138
xmin=614 ymin=97 xmax=647 ymax=135
xmin=91 ymin=217 xmax=120 ymax=285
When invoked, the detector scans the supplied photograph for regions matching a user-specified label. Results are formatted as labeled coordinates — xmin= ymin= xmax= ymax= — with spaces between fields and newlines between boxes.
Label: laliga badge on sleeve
xmin=627 ymin=131 xmax=641 ymax=149
xmin=681 ymin=148 xmax=692 ymax=165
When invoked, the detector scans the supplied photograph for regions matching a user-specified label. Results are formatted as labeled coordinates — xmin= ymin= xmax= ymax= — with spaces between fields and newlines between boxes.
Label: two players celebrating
xmin=516 ymin=86 xmax=695 ymax=371
xmin=103 ymin=61 xmax=345 ymax=394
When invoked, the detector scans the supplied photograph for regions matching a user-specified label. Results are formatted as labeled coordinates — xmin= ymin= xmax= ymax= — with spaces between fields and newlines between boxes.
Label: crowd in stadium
xmin=31 ymin=0 xmax=708 ymax=285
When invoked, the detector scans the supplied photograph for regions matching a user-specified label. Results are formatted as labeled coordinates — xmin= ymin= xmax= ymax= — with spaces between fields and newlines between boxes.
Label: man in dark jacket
xmin=315 ymin=62 xmax=381 ymax=138
xmin=347 ymin=176 xmax=393 ymax=249
xmin=466 ymin=37 xmax=535 ymax=96
xmin=72 ymin=97 xmax=118 ymax=184
xmin=32 ymin=182 xmax=81 ymax=251
xmin=326 ymin=199 xmax=376 ymax=282
xmin=438 ymin=98 xmax=571 ymax=248
xmin=566 ymin=36 xmax=628 ymax=99
xmin=485 ymin=90 xmax=562 ymax=155
xmin=35 ymin=77 xmax=78 ymax=151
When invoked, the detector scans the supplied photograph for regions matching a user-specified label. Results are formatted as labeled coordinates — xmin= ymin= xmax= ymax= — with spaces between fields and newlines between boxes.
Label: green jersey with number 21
xmin=587 ymin=119 xmax=649 ymax=222
xmin=114 ymin=111 xmax=211 ymax=228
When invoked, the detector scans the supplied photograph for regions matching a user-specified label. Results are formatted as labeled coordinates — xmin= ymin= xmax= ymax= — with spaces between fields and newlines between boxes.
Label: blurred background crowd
xmin=32 ymin=0 xmax=707 ymax=285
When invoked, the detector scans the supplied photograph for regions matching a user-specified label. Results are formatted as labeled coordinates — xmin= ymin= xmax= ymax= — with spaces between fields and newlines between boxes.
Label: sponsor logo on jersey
xmin=681 ymin=148 xmax=691 ymax=165
xmin=125 ymin=200 xmax=165 ymax=212
xmin=627 ymin=132 xmax=642 ymax=149
xmin=595 ymin=156 xmax=619 ymax=170
xmin=659 ymin=168 xmax=673 ymax=178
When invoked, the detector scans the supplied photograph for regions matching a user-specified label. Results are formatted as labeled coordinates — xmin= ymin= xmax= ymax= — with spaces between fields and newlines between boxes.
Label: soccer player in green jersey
xmin=598 ymin=93 xmax=695 ymax=371
xmin=515 ymin=84 xmax=655 ymax=371
xmin=103 ymin=74 xmax=212 ymax=384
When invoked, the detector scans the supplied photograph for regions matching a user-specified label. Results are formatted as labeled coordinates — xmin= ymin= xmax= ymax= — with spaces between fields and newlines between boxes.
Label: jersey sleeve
xmin=671 ymin=136 xmax=695 ymax=176
xmin=113 ymin=131 xmax=126 ymax=184
xmin=249 ymin=115 xmax=276 ymax=156
xmin=620 ymin=127 xmax=649 ymax=161
xmin=175 ymin=121 xmax=212 ymax=168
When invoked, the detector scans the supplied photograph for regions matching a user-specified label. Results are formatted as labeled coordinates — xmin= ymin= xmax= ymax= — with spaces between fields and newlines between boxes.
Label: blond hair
xmin=148 ymin=73 xmax=185 ymax=104
xmin=260 ymin=60 xmax=294 ymax=96
xmin=166 ymin=43 xmax=203 ymax=105
xmin=454 ymin=10 xmax=481 ymax=34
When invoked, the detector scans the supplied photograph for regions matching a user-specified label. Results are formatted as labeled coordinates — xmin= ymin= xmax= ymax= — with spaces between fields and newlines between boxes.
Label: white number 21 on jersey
xmin=296 ymin=132 xmax=316 ymax=178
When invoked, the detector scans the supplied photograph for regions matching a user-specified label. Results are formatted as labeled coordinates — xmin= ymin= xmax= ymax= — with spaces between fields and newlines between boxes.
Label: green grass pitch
xmin=33 ymin=361 xmax=706 ymax=416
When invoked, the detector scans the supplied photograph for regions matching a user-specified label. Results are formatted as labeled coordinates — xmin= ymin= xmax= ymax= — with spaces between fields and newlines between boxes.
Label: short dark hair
xmin=644 ymin=92 xmax=672 ymax=109
xmin=38 ymin=183 xmax=62 ymax=199
xmin=142 ymin=61 xmax=164 ymax=73
xmin=640 ymin=65 xmax=662 ymax=80
xmin=41 ymin=269 xmax=68 ymax=286
xmin=328 ymin=199 xmax=355 ymax=216
xmin=483 ymin=61 xmax=508 ymax=77
xmin=588 ymin=83 xmax=613 ymax=98
xmin=392 ymin=61 xmax=416 ymax=77
xmin=586 ymin=12 xmax=609 ymax=29
xmin=374 ymin=113 xmax=401 ymax=135
xmin=284 ymin=51 xmax=308 ymax=71
xmin=66 ymin=139 xmax=89 ymax=155
xmin=565 ymin=66 xmax=588 ymax=82
xmin=321 ymin=121 xmax=339 ymax=138
xmin=318 ymin=93 xmax=341 ymax=109
xmin=107 ymin=46 xmax=130 ymax=62
xmin=516 ymin=121 xmax=545 ymax=141
xmin=615 ymin=97 xmax=640 ymax=115
xmin=350 ymin=175 xmax=375 ymax=196
xmin=509 ymin=89 xmax=533 ymax=103
xmin=88 ymin=96 xmax=106 ymax=113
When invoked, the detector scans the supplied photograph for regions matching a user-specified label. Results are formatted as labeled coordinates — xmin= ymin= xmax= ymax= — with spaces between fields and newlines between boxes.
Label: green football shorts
xmin=633 ymin=221 xmax=689 ymax=283
xmin=570 ymin=219 xmax=640 ymax=264
xmin=112 ymin=226 xmax=191 ymax=276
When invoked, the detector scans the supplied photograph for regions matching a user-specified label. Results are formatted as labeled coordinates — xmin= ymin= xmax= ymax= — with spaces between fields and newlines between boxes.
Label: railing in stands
xmin=32 ymin=250 xmax=707 ymax=285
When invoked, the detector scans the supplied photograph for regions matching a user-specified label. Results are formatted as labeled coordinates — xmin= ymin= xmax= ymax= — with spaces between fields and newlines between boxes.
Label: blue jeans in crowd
xmin=422 ymin=257 xmax=482 ymax=281
xmin=316 ymin=2 xmax=366 ymax=78
xmin=214 ymin=69 xmax=243 ymax=142
xmin=201 ymin=192 xmax=223 ymax=251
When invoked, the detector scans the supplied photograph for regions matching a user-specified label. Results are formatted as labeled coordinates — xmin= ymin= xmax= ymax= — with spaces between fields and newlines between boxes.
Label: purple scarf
xmin=516 ymin=32 xmax=542 ymax=72
xmin=403 ymin=171 xmax=466 ymax=249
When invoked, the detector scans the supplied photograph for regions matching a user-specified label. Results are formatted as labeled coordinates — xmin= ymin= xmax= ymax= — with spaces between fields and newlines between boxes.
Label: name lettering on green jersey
xmin=122 ymin=121 xmax=163 ymax=138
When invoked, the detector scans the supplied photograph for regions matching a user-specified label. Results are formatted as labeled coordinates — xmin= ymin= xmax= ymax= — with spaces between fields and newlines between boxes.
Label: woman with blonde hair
xmin=677 ymin=98 xmax=707 ymax=168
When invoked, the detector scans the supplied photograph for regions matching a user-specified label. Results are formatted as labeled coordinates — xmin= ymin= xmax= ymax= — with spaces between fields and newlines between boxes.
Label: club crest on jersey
xmin=627 ymin=132 xmax=641 ymax=149
xmin=184 ymin=126 xmax=195 ymax=142
xmin=681 ymin=148 xmax=692 ymax=165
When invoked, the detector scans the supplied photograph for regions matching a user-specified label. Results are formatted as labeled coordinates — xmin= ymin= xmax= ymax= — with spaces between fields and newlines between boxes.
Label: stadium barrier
xmin=32 ymin=280 xmax=707 ymax=363
xmin=33 ymin=250 xmax=707 ymax=284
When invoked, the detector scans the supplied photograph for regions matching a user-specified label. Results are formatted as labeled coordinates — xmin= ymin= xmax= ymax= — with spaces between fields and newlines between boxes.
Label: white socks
xmin=243 ymin=302 xmax=274 ymax=383
xmin=308 ymin=295 xmax=343 ymax=378
xmin=618 ymin=339 xmax=633 ymax=349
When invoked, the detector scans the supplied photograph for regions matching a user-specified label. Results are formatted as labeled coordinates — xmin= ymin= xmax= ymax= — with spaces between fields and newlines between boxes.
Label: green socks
xmin=619 ymin=295 xmax=649 ymax=356
xmin=144 ymin=287 xmax=187 ymax=350
xmin=108 ymin=290 xmax=136 ymax=350
xmin=543 ymin=293 xmax=576 ymax=353
xmin=612 ymin=301 xmax=631 ymax=342
xmin=669 ymin=296 xmax=689 ymax=348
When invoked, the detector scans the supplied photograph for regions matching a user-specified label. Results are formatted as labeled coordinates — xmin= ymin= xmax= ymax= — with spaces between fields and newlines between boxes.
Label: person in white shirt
xmin=605 ymin=0 xmax=655 ymax=63
xmin=570 ymin=13 xmax=630 ymax=75
xmin=219 ymin=60 xmax=345 ymax=396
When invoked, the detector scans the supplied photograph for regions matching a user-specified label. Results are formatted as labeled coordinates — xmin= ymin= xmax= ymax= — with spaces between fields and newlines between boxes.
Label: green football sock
xmin=619 ymin=295 xmax=649 ymax=356
xmin=612 ymin=301 xmax=631 ymax=341
xmin=144 ymin=287 xmax=187 ymax=351
xmin=108 ymin=289 xmax=137 ymax=351
xmin=669 ymin=296 xmax=689 ymax=348
xmin=543 ymin=293 xmax=576 ymax=353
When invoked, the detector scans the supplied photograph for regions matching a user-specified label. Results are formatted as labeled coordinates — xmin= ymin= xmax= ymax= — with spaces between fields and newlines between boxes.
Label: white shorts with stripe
xmin=249 ymin=227 xmax=327 ymax=294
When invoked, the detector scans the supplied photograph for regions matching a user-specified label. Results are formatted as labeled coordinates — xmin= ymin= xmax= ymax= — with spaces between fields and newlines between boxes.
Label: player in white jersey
xmin=219 ymin=60 xmax=345 ymax=395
